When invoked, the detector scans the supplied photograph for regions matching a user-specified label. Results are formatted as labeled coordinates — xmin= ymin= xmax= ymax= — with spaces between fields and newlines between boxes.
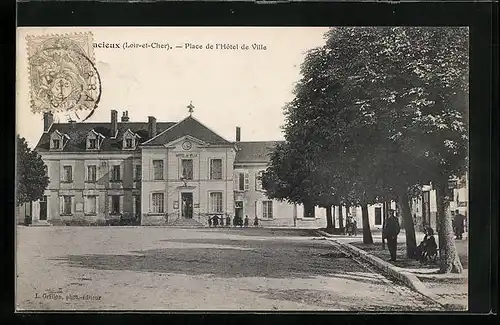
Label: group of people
xmin=383 ymin=209 xmax=437 ymax=263
xmin=383 ymin=208 xmax=465 ymax=263
xmin=208 ymin=215 xmax=259 ymax=228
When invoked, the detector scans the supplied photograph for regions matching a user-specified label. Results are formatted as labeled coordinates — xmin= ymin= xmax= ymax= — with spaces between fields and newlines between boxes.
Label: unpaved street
xmin=16 ymin=226 xmax=442 ymax=311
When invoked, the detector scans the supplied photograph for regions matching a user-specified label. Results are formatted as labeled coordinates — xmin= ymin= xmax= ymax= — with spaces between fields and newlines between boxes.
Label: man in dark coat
xmin=383 ymin=209 xmax=401 ymax=262
xmin=453 ymin=209 xmax=465 ymax=240
xmin=244 ymin=215 xmax=249 ymax=227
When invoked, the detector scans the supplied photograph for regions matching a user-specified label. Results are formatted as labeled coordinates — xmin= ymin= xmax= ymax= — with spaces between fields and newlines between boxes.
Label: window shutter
xmin=60 ymin=165 xmax=64 ymax=181
xmin=59 ymin=196 xmax=64 ymax=214
xmin=254 ymin=201 xmax=258 ymax=218
xmin=244 ymin=172 xmax=249 ymax=191
xmin=95 ymin=196 xmax=99 ymax=215
xmin=84 ymin=196 xmax=88 ymax=214
xmin=120 ymin=196 xmax=124 ymax=214
xmin=70 ymin=196 xmax=74 ymax=214
xmin=233 ymin=172 xmax=238 ymax=191
xmin=256 ymin=201 xmax=262 ymax=218
xmin=108 ymin=195 xmax=112 ymax=214
xmin=132 ymin=196 xmax=136 ymax=215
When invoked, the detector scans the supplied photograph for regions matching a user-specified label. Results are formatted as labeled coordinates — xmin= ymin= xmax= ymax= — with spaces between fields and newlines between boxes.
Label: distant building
xmin=410 ymin=173 xmax=469 ymax=232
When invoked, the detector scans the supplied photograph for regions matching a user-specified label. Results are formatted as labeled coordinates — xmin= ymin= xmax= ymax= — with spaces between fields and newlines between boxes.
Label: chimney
xmin=43 ymin=112 xmax=54 ymax=133
xmin=236 ymin=126 xmax=241 ymax=142
xmin=121 ymin=111 xmax=130 ymax=122
xmin=148 ymin=116 xmax=157 ymax=138
xmin=111 ymin=110 xmax=118 ymax=137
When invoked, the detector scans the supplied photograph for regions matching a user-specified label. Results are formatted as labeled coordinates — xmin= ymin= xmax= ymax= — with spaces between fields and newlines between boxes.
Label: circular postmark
xmin=28 ymin=36 xmax=101 ymax=122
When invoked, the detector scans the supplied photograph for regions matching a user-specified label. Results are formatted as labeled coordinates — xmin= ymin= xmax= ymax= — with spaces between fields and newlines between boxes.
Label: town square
xmin=16 ymin=26 xmax=469 ymax=311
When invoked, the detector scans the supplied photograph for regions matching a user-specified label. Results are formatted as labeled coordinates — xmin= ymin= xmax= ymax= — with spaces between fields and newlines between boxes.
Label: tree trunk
xmin=361 ymin=204 xmax=373 ymax=244
xmin=399 ymin=190 xmax=417 ymax=258
xmin=332 ymin=205 xmax=336 ymax=229
xmin=435 ymin=179 xmax=463 ymax=274
xmin=338 ymin=205 xmax=344 ymax=231
xmin=325 ymin=205 xmax=333 ymax=229
xmin=382 ymin=201 xmax=388 ymax=249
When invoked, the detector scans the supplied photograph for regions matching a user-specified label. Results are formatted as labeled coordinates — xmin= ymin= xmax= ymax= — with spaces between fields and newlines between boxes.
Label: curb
xmin=315 ymin=230 xmax=446 ymax=309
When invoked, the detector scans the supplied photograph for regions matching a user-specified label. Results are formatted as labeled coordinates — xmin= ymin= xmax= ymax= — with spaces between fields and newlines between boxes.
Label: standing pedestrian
xmin=244 ymin=215 xmax=249 ymax=227
xmin=226 ymin=215 xmax=231 ymax=228
xmin=213 ymin=215 xmax=219 ymax=227
xmin=254 ymin=216 xmax=259 ymax=227
xmin=453 ymin=209 xmax=465 ymax=240
xmin=383 ymin=209 xmax=401 ymax=262
xmin=208 ymin=216 xmax=212 ymax=228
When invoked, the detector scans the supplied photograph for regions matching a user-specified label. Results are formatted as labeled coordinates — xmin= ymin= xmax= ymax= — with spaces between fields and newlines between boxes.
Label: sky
xmin=17 ymin=27 xmax=330 ymax=148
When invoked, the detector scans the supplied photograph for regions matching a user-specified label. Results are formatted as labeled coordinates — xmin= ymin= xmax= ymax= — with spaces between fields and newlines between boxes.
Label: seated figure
xmin=415 ymin=227 xmax=438 ymax=263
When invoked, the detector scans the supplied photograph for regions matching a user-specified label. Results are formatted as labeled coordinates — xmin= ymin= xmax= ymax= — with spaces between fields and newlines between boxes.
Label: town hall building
xmin=27 ymin=108 xmax=329 ymax=228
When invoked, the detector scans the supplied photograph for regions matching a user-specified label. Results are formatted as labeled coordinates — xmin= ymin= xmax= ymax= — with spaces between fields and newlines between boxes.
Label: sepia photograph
xmin=15 ymin=26 xmax=469 ymax=311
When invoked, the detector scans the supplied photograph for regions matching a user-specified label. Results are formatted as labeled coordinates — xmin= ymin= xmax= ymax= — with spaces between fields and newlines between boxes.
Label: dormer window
xmin=122 ymin=129 xmax=140 ymax=150
xmin=87 ymin=129 xmax=105 ymax=151
xmin=50 ymin=130 xmax=68 ymax=151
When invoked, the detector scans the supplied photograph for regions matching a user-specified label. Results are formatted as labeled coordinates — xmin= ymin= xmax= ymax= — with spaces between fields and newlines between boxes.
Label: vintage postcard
xmin=16 ymin=27 xmax=469 ymax=311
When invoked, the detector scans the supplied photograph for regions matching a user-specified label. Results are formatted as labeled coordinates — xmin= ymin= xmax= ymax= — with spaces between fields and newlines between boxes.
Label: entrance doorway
xmin=181 ymin=193 xmax=193 ymax=219
xmin=39 ymin=196 xmax=47 ymax=221
xmin=235 ymin=201 xmax=243 ymax=220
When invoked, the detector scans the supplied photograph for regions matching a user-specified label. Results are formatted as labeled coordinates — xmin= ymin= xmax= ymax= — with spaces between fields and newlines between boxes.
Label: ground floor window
xmin=85 ymin=196 xmax=97 ymax=215
xmin=61 ymin=196 xmax=72 ymax=215
xmin=152 ymin=193 xmax=164 ymax=213
xmin=304 ymin=203 xmax=315 ymax=218
xmin=110 ymin=195 xmax=121 ymax=215
xmin=209 ymin=192 xmax=223 ymax=213
xmin=374 ymin=207 xmax=382 ymax=225
xmin=262 ymin=201 xmax=273 ymax=219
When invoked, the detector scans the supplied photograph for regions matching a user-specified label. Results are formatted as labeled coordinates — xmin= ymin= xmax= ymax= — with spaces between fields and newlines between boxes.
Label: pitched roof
xmin=142 ymin=115 xmax=231 ymax=146
xmin=234 ymin=141 xmax=284 ymax=163
xmin=35 ymin=121 xmax=176 ymax=152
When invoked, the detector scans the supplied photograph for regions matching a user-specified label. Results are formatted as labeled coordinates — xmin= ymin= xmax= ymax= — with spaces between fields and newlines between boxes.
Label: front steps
xmin=166 ymin=217 xmax=206 ymax=228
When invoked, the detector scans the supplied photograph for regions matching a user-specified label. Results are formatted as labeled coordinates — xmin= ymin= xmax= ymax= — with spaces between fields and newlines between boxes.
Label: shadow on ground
xmin=50 ymin=236 xmax=385 ymax=282
xmin=197 ymin=228 xmax=318 ymax=238
xmin=352 ymin=238 xmax=468 ymax=270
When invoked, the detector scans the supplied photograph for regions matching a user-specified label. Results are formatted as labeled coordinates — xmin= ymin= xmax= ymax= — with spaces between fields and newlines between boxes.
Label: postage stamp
xmin=26 ymin=32 xmax=101 ymax=121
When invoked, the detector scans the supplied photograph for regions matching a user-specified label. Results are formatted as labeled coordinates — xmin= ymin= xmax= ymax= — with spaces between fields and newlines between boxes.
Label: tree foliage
xmin=263 ymin=27 xmax=468 ymax=272
xmin=17 ymin=135 xmax=49 ymax=207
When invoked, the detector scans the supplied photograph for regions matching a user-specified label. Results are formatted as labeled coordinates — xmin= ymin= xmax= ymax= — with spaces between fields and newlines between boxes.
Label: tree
xmin=17 ymin=135 xmax=49 ymax=208
xmin=318 ymin=27 xmax=468 ymax=270
xmin=266 ymin=27 xmax=467 ymax=273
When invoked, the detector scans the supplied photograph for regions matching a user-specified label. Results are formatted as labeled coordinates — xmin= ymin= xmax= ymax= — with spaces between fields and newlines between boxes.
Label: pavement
xmin=16 ymin=226 xmax=442 ymax=311
xmin=316 ymin=229 xmax=468 ymax=311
